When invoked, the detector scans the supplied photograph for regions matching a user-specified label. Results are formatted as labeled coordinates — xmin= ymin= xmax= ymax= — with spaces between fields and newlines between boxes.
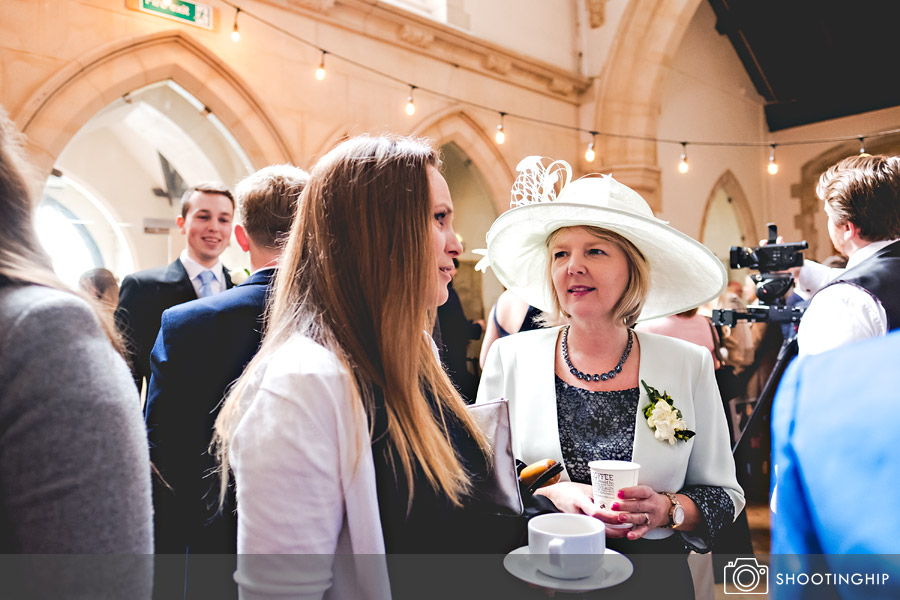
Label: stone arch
xmin=15 ymin=30 xmax=293 ymax=176
xmin=593 ymin=0 xmax=703 ymax=212
xmin=309 ymin=109 xmax=513 ymax=216
xmin=700 ymin=169 xmax=756 ymax=247
xmin=312 ymin=125 xmax=353 ymax=164
xmin=796 ymin=133 xmax=900 ymax=259
xmin=415 ymin=107 xmax=514 ymax=216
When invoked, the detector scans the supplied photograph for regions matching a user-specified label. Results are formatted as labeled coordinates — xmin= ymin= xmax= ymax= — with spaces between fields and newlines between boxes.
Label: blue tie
xmin=197 ymin=270 xmax=216 ymax=298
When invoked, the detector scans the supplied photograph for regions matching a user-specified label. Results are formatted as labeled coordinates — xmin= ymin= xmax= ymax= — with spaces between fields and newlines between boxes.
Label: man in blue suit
xmin=145 ymin=165 xmax=308 ymax=566
xmin=771 ymin=331 xmax=900 ymax=598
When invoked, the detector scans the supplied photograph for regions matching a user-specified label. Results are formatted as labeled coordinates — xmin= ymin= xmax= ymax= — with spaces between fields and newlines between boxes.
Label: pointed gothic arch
xmin=700 ymin=169 xmax=756 ymax=248
xmin=414 ymin=108 xmax=513 ymax=216
xmin=412 ymin=108 xmax=515 ymax=315
xmin=15 ymin=30 xmax=293 ymax=177
xmin=309 ymin=109 xmax=512 ymax=216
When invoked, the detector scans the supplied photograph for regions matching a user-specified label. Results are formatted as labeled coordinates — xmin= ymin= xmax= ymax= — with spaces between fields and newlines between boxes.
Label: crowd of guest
xmin=3 ymin=101 xmax=900 ymax=600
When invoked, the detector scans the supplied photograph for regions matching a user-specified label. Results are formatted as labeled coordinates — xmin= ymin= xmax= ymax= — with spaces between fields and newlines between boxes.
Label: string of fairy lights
xmin=218 ymin=0 xmax=900 ymax=175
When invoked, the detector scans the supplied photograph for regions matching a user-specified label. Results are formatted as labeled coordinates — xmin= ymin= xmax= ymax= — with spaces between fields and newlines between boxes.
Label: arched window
xmin=700 ymin=170 xmax=756 ymax=281
xmin=36 ymin=197 xmax=103 ymax=288
xmin=37 ymin=174 xmax=135 ymax=289
xmin=48 ymin=79 xmax=254 ymax=280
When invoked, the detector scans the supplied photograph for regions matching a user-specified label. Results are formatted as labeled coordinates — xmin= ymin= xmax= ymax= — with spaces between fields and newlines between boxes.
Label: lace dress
xmin=555 ymin=376 xmax=734 ymax=551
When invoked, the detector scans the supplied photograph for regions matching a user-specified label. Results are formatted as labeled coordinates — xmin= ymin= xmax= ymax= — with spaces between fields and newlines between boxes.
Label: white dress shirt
xmin=179 ymin=249 xmax=226 ymax=297
xmin=795 ymin=240 xmax=898 ymax=357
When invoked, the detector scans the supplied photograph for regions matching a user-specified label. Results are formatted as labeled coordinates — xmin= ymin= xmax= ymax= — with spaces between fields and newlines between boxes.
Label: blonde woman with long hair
xmin=214 ymin=136 xmax=532 ymax=598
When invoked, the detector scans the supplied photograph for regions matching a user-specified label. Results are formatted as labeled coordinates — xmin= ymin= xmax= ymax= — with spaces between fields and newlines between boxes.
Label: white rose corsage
xmin=230 ymin=268 xmax=252 ymax=285
xmin=640 ymin=380 xmax=695 ymax=445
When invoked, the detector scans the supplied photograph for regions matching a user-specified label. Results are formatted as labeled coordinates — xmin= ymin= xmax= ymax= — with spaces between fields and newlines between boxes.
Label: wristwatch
xmin=665 ymin=492 xmax=685 ymax=529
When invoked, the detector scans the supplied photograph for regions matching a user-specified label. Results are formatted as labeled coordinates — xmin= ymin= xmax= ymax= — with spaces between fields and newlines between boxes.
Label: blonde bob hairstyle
xmin=214 ymin=135 xmax=487 ymax=510
xmin=541 ymin=225 xmax=650 ymax=328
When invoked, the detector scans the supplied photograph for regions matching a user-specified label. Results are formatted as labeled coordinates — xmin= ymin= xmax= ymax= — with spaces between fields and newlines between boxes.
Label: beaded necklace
xmin=561 ymin=325 xmax=633 ymax=382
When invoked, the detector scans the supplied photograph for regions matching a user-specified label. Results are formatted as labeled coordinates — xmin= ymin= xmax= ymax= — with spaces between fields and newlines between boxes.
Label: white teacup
xmin=527 ymin=513 xmax=606 ymax=579
xmin=589 ymin=460 xmax=641 ymax=529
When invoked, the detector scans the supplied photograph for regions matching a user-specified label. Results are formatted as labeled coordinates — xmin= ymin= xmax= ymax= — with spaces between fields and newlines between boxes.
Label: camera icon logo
xmin=724 ymin=557 xmax=768 ymax=594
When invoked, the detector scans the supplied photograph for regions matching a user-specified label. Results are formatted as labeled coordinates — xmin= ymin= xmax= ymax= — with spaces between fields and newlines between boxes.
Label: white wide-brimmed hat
xmin=479 ymin=157 xmax=726 ymax=322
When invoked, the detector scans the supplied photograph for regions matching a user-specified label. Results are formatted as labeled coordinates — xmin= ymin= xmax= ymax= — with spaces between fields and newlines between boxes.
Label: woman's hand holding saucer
xmin=610 ymin=485 xmax=670 ymax=540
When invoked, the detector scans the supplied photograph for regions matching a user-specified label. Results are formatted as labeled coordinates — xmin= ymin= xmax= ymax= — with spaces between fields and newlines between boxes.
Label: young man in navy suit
xmin=144 ymin=166 xmax=307 ymax=569
xmin=115 ymin=182 xmax=236 ymax=393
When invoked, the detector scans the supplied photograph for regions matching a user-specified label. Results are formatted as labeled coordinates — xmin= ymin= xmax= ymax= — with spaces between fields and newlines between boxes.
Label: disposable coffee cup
xmin=527 ymin=513 xmax=606 ymax=580
xmin=588 ymin=460 xmax=640 ymax=529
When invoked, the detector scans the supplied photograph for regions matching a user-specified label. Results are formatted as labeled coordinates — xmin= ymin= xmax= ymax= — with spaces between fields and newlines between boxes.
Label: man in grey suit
xmin=115 ymin=182 xmax=235 ymax=393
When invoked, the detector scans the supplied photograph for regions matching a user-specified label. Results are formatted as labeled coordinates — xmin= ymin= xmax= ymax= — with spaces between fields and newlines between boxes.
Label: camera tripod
xmin=731 ymin=333 xmax=797 ymax=455
xmin=711 ymin=327 xmax=799 ymax=573
xmin=711 ymin=292 xmax=804 ymax=454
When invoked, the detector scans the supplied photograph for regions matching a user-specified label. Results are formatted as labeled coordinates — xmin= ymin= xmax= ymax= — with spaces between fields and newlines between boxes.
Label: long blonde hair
xmin=0 ymin=108 xmax=124 ymax=354
xmin=214 ymin=135 xmax=487 ymax=509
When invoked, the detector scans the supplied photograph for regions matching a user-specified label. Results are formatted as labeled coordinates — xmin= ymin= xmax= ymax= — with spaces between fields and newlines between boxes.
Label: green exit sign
xmin=137 ymin=0 xmax=213 ymax=30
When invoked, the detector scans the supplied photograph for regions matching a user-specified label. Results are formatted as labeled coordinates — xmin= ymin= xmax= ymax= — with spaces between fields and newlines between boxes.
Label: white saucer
xmin=503 ymin=546 xmax=633 ymax=593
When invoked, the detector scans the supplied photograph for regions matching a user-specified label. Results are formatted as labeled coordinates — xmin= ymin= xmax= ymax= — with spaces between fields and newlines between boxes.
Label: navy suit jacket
xmin=772 ymin=331 xmax=900 ymax=597
xmin=145 ymin=268 xmax=272 ymax=555
xmin=115 ymin=259 xmax=233 ymax=392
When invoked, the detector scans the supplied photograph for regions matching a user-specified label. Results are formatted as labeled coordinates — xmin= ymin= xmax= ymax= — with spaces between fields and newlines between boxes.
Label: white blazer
xmin=477 ymin=326 xmax=745 ymax=545
xmin=231 ymin=334 xmax=390 ymax=600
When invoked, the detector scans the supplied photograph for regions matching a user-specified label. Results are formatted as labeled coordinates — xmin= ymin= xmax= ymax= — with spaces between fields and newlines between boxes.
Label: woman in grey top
xmin=0 ymin=109 xmax=152 ymax=596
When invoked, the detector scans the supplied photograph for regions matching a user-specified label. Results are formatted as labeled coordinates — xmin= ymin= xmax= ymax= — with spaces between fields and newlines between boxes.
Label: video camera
xmin=729 ymin=231 xmax=806 ymax=273
xmin=711 ymin=224 xmax=808 ymax=329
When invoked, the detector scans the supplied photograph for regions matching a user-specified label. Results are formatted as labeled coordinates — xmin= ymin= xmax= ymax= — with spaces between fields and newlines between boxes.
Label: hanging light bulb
xmin=315 ymin=51 xmax=327 ymax=81
xmin=859 ymin=136 xmax=870 ymax=157
xmin=231 ymin=8 xmax=241 ymax=42
xmin=767 ymin=144 xmax=779 ymax=175
xmin=405 ymin=85 xmax=416 ymax=116
xmin=678 ymin=142 xmax=689 ymax=174
xmin=495 ymin=112 xmax=506 ymax=145
xmin=585 ymin=132 xmax=597 ymax=163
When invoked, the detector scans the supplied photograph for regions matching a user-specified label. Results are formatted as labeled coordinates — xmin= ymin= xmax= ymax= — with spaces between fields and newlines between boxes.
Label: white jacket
xmin=477 ymin=326 xmax=745 ymax=545
xmin=231 ymin=334 xmax=390 ymax=600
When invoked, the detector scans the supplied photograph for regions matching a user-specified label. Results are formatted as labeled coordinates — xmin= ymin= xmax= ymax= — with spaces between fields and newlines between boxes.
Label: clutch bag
xmin=466 ymin=398 xmax=524 ymax=516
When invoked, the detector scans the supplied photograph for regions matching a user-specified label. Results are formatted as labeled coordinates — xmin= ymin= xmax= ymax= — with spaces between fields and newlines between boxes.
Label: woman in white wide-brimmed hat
xmin=477 ymin=157 xmax=744 ymax=590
